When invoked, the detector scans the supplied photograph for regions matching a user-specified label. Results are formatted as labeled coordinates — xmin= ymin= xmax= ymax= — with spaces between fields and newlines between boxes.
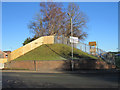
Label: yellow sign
xmin=89 ymin=42 xmax=96 ymax=46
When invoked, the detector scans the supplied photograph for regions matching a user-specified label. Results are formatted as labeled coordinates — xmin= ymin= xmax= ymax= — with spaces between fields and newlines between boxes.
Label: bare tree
xmin=27 ymin=2 xmax=88 ymax=44
xmin=65 ymin=3 xmax=88 ymax=40
xmin=28 ymin=14 xmax=46 ymax=37
xmin=40 ymin=2 xmax=66 ymax=36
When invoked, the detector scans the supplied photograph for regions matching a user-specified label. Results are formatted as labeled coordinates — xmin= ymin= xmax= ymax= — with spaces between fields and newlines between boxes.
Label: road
xmin=2 ymin=70 xmax=120 ymax=89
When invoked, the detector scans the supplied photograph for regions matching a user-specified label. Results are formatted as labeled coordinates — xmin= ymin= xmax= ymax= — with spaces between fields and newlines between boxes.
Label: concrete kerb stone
xmin=2 ymin=69 xmax=119 ymax=74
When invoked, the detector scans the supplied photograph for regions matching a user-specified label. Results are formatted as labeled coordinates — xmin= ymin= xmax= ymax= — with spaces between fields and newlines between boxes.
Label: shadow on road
xmin=61 ymin=69 xmax=120 ymax=85
xmin=2 ymin=72 xmax=66 ymax=88
xmin=2 ymin=69 xmax=120 ymax=89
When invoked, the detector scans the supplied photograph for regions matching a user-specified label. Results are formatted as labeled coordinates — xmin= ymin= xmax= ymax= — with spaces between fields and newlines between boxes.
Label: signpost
xmin=70 ymin=36 xmax=78 ymax=71
xmin=70 ymin=36 xmax=79 ymax=44
xmin=89 ymin=41 xmax=97 ymax=55
xmin=89 ymin=41 xmax=96 ymax=46
xmin=68 ymin=12 xmax=79 ymax=71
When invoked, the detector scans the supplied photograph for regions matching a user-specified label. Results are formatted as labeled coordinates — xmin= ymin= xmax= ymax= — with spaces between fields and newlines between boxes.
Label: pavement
xmin=1 ymin=69 xmax=120 ymax=73
xmin=1 ymin=69 xmax=120 ymax=89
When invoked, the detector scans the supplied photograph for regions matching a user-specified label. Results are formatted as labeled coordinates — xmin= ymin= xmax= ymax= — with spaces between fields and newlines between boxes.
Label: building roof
xmin=0 ymin=50 xmax=7 ymax=58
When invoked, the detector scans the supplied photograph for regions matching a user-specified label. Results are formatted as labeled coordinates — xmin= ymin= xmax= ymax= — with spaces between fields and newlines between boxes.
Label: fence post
xmin=90 ymin=46 xmax=92 ymax=55
xmin=54 ymin=36 xmax=55 ymax=44
xmin=34 ymin=60 xmax=36 ymax=71
xmin=97 ymin=47 xmax=99 ymax=57
xmin=85 ymin=44 xmax=86 ymax=52
xmin=80 ymin=43 xmax=82 ymax=51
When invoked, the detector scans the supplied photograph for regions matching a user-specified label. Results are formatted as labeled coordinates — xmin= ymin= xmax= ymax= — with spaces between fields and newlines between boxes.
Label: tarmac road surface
xmin=1 ymin=70 xmax=120 ymax=89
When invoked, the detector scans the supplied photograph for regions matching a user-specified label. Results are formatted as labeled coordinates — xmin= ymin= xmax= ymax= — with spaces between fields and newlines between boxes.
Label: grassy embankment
xmin=13 ymin=44 xmax=99 ymax=61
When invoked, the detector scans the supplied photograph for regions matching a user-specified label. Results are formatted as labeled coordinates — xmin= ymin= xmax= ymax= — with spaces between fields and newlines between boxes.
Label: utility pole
xmin=71 ymin=17 xmax=74 ymax=71
xmin=68 ymin=13 xmax=74 ymax=71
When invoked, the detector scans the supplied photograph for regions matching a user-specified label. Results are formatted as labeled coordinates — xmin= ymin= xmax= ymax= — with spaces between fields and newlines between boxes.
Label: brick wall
xmin=4 ymin=60 xmax=115 ymax=71
xmin=5 ymin=60 xmax=35 ymax=70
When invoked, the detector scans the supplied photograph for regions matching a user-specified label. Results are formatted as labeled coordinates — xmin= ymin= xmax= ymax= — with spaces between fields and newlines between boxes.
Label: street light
xmin=68 ymin=13 xmax=74 ymax=71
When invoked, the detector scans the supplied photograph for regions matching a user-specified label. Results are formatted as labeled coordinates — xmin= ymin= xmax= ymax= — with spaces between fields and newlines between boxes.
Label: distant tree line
xmin=23 ymin=2 xmax=88 ymax=45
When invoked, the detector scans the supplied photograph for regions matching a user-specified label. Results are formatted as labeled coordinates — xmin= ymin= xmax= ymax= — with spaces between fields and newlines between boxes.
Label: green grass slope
xmin=14 ymin=44 xmax=98 ymax=61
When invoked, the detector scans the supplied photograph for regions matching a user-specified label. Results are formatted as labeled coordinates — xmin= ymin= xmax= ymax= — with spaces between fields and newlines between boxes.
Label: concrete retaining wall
xmin=8 ymin=36 xmax=54 ymax=61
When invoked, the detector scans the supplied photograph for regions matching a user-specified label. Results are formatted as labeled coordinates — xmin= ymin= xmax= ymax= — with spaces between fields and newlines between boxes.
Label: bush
xmin=23 ymin=37 xmax=31 ymax=46
xmin=22 ymin=36 xmax=39 ymax=46
xmin=115 ymin=56 xmax=120 ymax=68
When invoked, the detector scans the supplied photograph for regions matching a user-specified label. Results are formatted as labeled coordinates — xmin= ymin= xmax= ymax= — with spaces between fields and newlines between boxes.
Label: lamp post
xmin=68 ymin=13 xmax=74 ymax=71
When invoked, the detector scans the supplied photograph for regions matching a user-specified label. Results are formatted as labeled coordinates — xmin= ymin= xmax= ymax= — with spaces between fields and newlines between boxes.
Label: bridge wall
xmin=0 ymin=58 xmax=7 ymax=63
xmin=8 ymin=36 xmax=54 ymax=61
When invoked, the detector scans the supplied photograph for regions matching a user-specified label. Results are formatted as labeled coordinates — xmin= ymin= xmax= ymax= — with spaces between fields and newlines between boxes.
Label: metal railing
xmin=54 ymin=36 xmax=115 ymax=65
